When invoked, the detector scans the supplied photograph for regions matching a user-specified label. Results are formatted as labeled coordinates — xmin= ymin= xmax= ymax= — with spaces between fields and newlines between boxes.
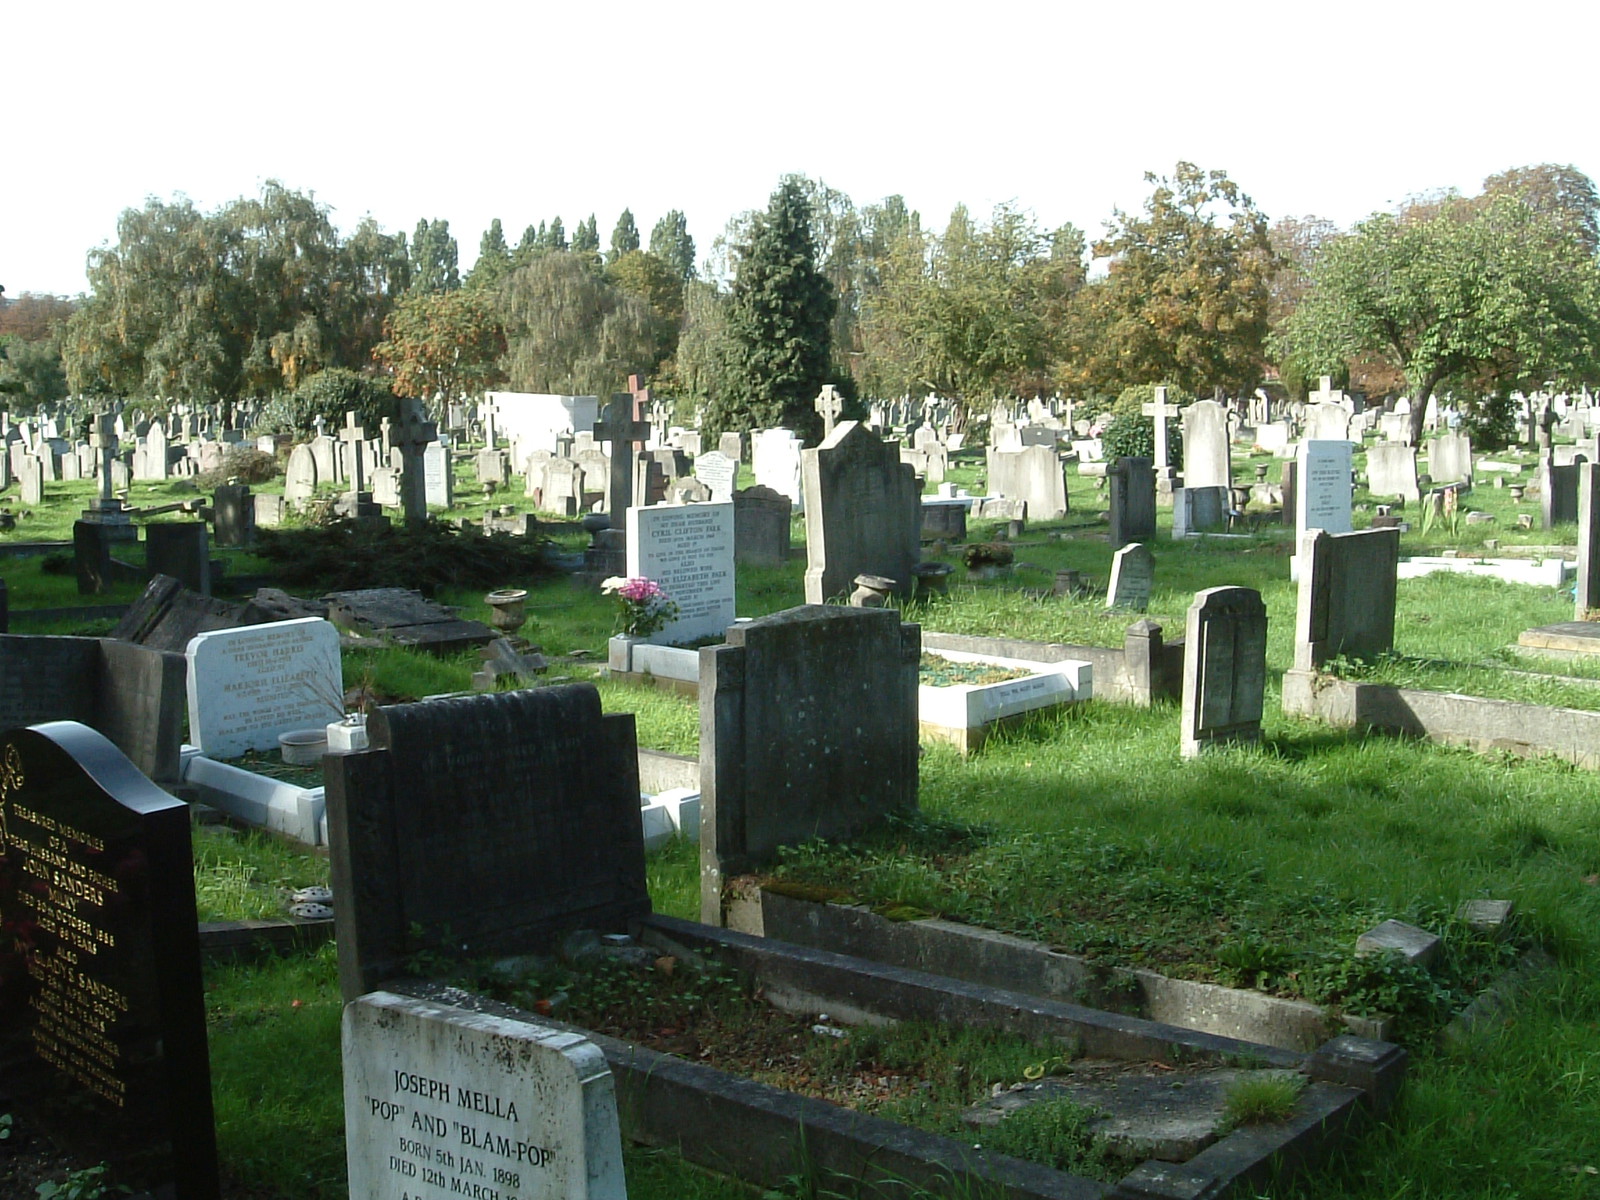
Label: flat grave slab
xmin=1517 ymin=621 xmax=1600 ymax=655
xmin=324 ymin=587 xmax=496 ymax=654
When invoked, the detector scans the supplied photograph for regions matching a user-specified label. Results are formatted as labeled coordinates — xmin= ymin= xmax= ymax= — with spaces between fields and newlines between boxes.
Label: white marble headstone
xmin=185 ymin=617 xmax=344 ymax=757
xmin=625 ymin=502 xmax=736 ymax=644
xmin=342 ymin=991 xmax=626 ymax=1200
xmin=1295 ymin=439 xmax=1354 ymax=538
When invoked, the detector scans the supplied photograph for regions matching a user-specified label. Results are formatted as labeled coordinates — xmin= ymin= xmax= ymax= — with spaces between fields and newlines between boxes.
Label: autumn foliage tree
xmin=373 ymin=288 xmax=505 ymax=409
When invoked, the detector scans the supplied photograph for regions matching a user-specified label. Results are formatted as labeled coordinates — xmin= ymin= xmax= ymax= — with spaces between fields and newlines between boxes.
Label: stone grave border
xmin=918 ymin=648 xmax=1093 ymax=754
xmin=385 ymin=913 xmax=1403 ymax=1200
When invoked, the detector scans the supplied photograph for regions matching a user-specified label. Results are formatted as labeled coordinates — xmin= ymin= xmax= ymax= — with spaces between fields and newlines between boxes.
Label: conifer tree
xmin=610 ymin=209 xmax=640 ymax=262
xmin=571 ymin=215 xmax=600 ymax=253
xmin=649 ymin=210 xmax=696 ymax=281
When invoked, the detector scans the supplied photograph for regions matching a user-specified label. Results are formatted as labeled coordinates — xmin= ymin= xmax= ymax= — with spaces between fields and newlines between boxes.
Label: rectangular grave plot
xmin=327 ymin=686 xmax=650 ymax=999
xmin=0 ymin=722 xmax=218 ymax=1198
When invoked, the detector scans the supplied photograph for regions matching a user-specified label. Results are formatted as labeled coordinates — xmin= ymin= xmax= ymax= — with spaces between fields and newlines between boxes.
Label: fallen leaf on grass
xmin=654 ymin=955 xmax=677 ymax=976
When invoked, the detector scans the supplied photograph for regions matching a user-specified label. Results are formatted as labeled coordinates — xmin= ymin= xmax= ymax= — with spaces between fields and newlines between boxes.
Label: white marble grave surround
xmin=918 ymin=650 xmax=1091 ymax=730
xmin=625 ymin=502 xmax=736 ymax=644
xmin=343 ymin=991 xmax=626 ymax=1200
xmin=185 ymin=617 xmax=344 ymax=757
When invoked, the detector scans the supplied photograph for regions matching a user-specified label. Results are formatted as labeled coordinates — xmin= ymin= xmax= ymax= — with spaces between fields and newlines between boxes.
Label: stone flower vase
xmin=485 ymin=588 xmax=529 ymax=633
xmin=849 ymin=574 xmax=898 ymax=608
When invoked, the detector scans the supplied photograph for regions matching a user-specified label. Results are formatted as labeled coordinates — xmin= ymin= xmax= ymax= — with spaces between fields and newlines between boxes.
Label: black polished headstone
xmin=0 ymin=721 xmax=218 ymax=1198
xmin=73 ymin=519 xmax=114 ymax=595
xmin=325 ymin=684 xmax=649 ymax=1002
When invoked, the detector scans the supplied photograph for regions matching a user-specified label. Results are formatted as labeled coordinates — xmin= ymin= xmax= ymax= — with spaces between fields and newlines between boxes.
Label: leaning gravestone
xmin=700 ymin=605 xmax=918 ymax=925
xmin=185 ymin=617 xmax=344 ymax=757
xmin=1106 ymin=543 xmax=1155 ymax=612
xmin=1295 ymin=440 xmax=1354 ymax=538
xmin=1293 ymin=527 xmax=1400 ymax=671
xmin=325 ymin=685 xmax=649 ymax=1001
xmin=343 ymin=991 xmax=626 ymax=1200
xmin=0 ymin=721 xmax=218 ymax=1198
xmin=1180 ymin=586 xmax=1267 ymax=758
xmin=625 ymin=502 xmax=736 ymax=644
xmin=802 ymin=421 xmax=921 ymax=603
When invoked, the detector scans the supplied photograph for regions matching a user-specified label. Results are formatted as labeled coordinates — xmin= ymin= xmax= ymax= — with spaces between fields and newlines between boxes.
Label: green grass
xmin=193 ymin=824 xmax=331 ymax=922
xmin=1222 ymin=1073 xmax=1304 ymax=1126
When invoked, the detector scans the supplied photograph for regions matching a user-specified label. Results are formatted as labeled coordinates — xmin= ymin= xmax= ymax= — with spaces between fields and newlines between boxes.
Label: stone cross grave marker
xmin=594 ymin=394 xmax=650 ymax=518
xmin=325 ymin=685 xmax=648 ymax=1000
xmin=0 ymin=721 xmax=218 ymax=1198
xmin=479 ymin=395 xmax=500 ymax=449
xmin=1106 ymin=542 xmax=1155 ymax=611
xmin=815 ymin=384 xmax=844 ymax=439
xmin=1141 ymin=386 xmax=1179 ymax=470
xmin=339 ymin=412 xmax=369 ymax=497
xmin=393 ymin=398 xmax=439 ymax=527
xmin=185 ymin=617 xmax=344 ymax=757
xmin=342 ymin=991 xmax=626 ymax=1200
xmin=625 ymin=502 xmax=736 ymax=644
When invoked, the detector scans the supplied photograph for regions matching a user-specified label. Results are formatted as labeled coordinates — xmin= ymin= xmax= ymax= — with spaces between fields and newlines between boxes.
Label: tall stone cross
xmin=595 ymin=393 xmax=650 ymax=519
xmin=478 ymin=397 xmax=500 ymax=449
xmin=313 ymin=414 xmax=327 ymax=439
xmin=89 ymin=411 xmax=118 ymax=502
xmin=1141 ymin=386 xmax=1179 ymax=470
xmin=393 ymin=397 xmax=438 ymax=529
xmin=1311 ymin=376 xmax=1340 ymax=406
xmin=627 ymin=374 xmax=655 ymax=447
xmin=339 ymin=411 xmax=369 ymax=496
xmin=815 ymin=384 xmax=843 ymax=439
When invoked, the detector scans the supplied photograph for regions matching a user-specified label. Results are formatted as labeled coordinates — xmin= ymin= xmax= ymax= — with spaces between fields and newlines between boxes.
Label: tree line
xmin=3 ymin=162 xmax=1598 ymax=446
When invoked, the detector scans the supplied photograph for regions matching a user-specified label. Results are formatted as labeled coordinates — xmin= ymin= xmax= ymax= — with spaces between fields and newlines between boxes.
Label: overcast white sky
xmin=6 ymin=0 xmax=1594 ymax=298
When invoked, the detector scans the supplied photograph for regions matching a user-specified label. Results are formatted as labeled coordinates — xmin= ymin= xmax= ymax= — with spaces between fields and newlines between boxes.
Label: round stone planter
xmin=485 ymin=588 xmax=529 ymax=633
xmin=278 ymin=729 xmax=329 ymax=766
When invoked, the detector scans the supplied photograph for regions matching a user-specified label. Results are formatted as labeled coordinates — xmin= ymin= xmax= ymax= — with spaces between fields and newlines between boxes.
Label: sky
xmin=6 ymin=0 xmax=1595 ymax=299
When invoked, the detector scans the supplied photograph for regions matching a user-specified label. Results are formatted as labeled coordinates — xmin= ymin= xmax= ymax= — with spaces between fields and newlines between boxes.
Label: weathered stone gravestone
xmin=146 ymin=522 xmax=212 ymax=596
xmin=1108 ymin=456 xmax=1156 ymax=549
xmin=212 ymin=484 xmax=255 ymax=547
xmin=1181 ymin=400 xmax=1232 ymax=491
xmin=733 ymin=485 xmax=790 ymax=566
xmin=325 ymin=685 xmax=649 ymax=1000
xmin=1292 ymin=527 xmax=1400 ymax=671
xmin=185 ymin=617 xmax=344 ymax=757
xmin=699 ymin=606 xmax=919 ymax=925
xmin=0 ymin=635 xmax=186 ymax=782
xmin=343 ymin=992 xmax=626 ymax=1200
xmin=1365 ymin=442 xmax=1421 ymax=503
xmin=1295 ymin=440 xmax=1354 ymax=538
xmin=1578 ymin=463 xmax=1600 ymax=616
xmin=284 ymin=443 xmax=318 ymax=508
xmin=693 ymin=450 xmax=737 ymax=503
xmin=19 ymin=453 xmax=43 ymax=505
xmin=985 ymin=445 xmax=1068 ymax=520
xmin=1172 ymin=486 xmax=1229 ymax=536
xmin=802 ymin=421 xmax=921 ymax=603
xmin=310 ymin=433 xmax=339 ymax=484
xmin=1180 ymin=586 xmax=1267 ymax=758
xmin=1428 ymin=431 xmax=1473 ymax=485
xmin=409 ymin=436 xmax=450 ymax=508
xmin=718 ymin=431 xmax=745 ymax=461
xmin=0 ymin=721 xmax=218 ymax=1198
xmin=137 ymin=420 xmax=170 ymax=480
xmin=1543 ymin=459 xmax=1579 ymax=528
xmin=1106 ymin=543 xmax=1155 ymax=612
xmin=625 ymin=502 xmax=736 ymax=644
xmin=752 ymin=428 xmax=804 ymax=510
xmin=1304 ymin=403 xmax=1352 ymax=443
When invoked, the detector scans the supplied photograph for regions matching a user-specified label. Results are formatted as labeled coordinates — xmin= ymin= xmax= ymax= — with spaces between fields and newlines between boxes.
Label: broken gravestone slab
xmin=323 ymin=587 xmax=496 ymax=655
xmin=1355 ymin=919 xmax=1440 ymax=968
xmin=963 ymin=1062 xmax=1305 ymax=1162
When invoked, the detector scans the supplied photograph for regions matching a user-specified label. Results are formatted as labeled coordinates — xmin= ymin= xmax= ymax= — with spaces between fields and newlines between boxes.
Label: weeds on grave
xmin=1221 ymin=1073 xmax=1304 ymax=1127
xmin=976 ymin=1097 xmax=1109 ymax=1176
xmin=35 ymin=1164 xmax=129 ymax=1200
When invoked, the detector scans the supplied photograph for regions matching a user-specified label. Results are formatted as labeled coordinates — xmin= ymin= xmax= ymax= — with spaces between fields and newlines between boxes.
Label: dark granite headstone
xmin=0 ymin=721 xmax=218 ymax=1198
xmin=1294 ymin=528 xmax=1400 ymax=671
xmin=211 ymin=484 xmax=254 ymax=547
xmin=73 ymin=519 xmax=114 ymax=595
xmin=1180 ymin=586 xmax=1267 ymax=758
xmin=110 ymin=574 xmax=249 ymax=653
xmin=699 ymin=605 xmax=919 ymax=925
xmin=0 ymin=635 xmax=186 ymax=783
xmin=1108 ymin=456 xmax=1156 ymax=549
xmin=324 ymin=684 xmax=649 ymax=1002
xmin=145 ymin=522 xmax=212 ymax=596
xmin=0 ymin=577 xmax=7 ymax=633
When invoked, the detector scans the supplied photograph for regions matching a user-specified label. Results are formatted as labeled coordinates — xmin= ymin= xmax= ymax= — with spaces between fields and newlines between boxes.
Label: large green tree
xmin=496 ymin=251 xmax=670 ymax=396
xmin=1069 ymin=163 xmax=1276 ymax=397
xmin=708 ymin=178 xmax=836 ymax=440
xmin=609 ymin=209 xmax=640 ymax=262
xmin=649 ymin=210 xmax=696 ymax=282
xmin=1288 ymin=191 xmax=1600 ymax=442
xmin=409 ymin=219 xmax=460 ymax=293
xmin=467 ymin=218 xmax=513 ymax=290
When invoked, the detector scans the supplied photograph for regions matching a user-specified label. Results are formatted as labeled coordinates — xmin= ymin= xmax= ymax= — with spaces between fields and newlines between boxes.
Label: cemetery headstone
xmin=1366 ymin=442 xmax=1421 ymax=502
xmin=693 ymin=450 xmax=737 ymax=503
xmin=732 ymin=485 xmax=791 ymax=566
xmin=325 ymin=685 xmax=648 ymax=1000
xmin=146 ymin=522 xmax=212 ymax=596
xmin=752 ymin=428 xmax=804 ymax=510
xmin=1429 ymin=431 xmax=1473 ymax=485
xmin=1295 ymin=440 xmax=1354 ymax=538
xmin=342 ymin=991 xmax=626 ymax=1200
xmin=625 ymin=502 xmax=736 ymax=644
xmin=284 ymin=443 xmax=318 ymax=507
xmin=718 ymin=431 xmax=745 ymax=461
xmin=212 ymin=484 xmax=254 ymax=547
xmin=139 ymin=420 xmax=170 ymax=480
xmin=0 ymin=721 xmax=218 ymax=1198
xmin=700 ymin=606 xmax=919 ymax=924
xmin=1543 ymin=458 xmax=1579 ymax=528
xmin=1578 ymin=463 xmax=1600 ymax=616
xmin=1172 ymin=485 xmax=1229 ymax=536
xmin=1293 ymin=528 xmax=1401 ymax=671
xmin=1108 ymin=456 xmax=1156 ymax=549
xmin=1180 ymin=586 xmax=1267 ymax=758
xmin=815 ymin=383 xmax=843 ymax=439
xmin=310 ymin=433 xmax=338 ymax=485
xmin=19 ymin=453 xmax=43 ymax=505
xmin=985 ymin=445 xmax=1068 ymax=520
xmin=1181 ymin=400 xmax=1232 ymax=490
xmin=594 ymin=394 xmax=649 ymax=519
xmin=392 ymin=398 xmax=439 ymax=527
xmin=423 ymin=441 xmax=454 ymax=510
xmin=185 ymin=617 xmax=344 ymax=757
xmin=802 ymin=421 xmax=921 ymax=602
xmin=1106 ymin=543 xmax=1155 ymax=612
